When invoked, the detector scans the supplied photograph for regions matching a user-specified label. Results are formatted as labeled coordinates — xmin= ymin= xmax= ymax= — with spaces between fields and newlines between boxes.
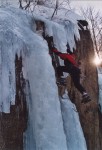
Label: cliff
xmin=0 ymin=6 xmax=101 ymax=150
xmin=68 ymin=29 xmax=102 ymax=150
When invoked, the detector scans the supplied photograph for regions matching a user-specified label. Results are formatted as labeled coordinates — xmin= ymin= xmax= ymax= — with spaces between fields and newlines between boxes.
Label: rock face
xmin=68 ymin=29 xmax=102 ymax=150
xmin=0 ymin=56 xmax=27 ymax=150
xmin=0 ymin=19 xmax=101 ymax=150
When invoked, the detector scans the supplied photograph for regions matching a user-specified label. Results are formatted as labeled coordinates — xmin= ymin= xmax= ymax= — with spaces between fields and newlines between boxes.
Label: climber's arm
xmin=52 ymin=48 xmax=77 ymax=66
xmin=52 ymin=48 xmax=62 ymax=55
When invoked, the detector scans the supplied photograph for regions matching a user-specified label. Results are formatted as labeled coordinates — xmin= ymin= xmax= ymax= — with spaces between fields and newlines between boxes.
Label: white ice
xmin=0 ymin=5 xmax=87 ymax=150
xmin=60 ymin=97 xmax=87 ymax=150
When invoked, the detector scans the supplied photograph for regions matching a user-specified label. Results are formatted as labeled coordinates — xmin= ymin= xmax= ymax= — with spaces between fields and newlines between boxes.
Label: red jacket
xmin=52 ymin=48 xmax=77 ymax=66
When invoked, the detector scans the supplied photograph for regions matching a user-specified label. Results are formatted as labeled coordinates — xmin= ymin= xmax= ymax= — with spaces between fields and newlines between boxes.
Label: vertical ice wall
xmin=0 ymin=6 xmax=34 ymax=113
xmin=23 ymin=42 xmax=68 ymax=150
xmin=60 ymin=95 xmax=87 ymax=150
xmin=0 ymin=29 xmax=18 ymax=113
xmin=23 ymin=13 xmax=87 ymax=150
xmin=0 ymin=6 xmax=87 ymax=150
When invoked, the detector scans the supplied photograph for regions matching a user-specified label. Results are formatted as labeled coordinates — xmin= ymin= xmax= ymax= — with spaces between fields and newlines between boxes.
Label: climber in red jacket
xmin=52 ymin=48 xmax=91 ymax=103
xmin=45 ymin=36 xmax=91 ymax=103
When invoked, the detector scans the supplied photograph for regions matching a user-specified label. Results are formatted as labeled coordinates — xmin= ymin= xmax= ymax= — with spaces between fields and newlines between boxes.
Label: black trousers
xmin=57 ymin=65 xmax=86 ymax=94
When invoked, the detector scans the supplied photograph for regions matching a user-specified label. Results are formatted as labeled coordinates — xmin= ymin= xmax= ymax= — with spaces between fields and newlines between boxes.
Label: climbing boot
xmin=56 ymin=77 xmax=67 ymax=86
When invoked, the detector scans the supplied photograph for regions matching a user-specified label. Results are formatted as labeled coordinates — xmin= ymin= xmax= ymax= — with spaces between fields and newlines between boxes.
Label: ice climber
xmin=46 ymin=36 xmax=91 ymax=103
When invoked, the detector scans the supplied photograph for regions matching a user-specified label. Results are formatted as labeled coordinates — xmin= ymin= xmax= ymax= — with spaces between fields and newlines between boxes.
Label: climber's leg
xmin=70 ymin=66 xmax=86 ymax=94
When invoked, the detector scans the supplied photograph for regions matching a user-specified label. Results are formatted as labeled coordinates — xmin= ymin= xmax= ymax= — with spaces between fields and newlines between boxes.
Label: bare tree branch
xmin=24 ymin=0 xmax=31 ymax=10
xmin=19 ymin=0 xmax=32 ymax=10
xmin=51 ymin=0 xmax=58 ymax=20
xmin=81 ymin=6 xmax=102 ymax=58
xmin=19 ymin=0 xmax=23 ymax=9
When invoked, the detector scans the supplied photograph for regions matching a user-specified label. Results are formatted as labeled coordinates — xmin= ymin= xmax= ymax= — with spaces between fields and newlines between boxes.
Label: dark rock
xmin=68 ymin=29 xmax=102 ymax=150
